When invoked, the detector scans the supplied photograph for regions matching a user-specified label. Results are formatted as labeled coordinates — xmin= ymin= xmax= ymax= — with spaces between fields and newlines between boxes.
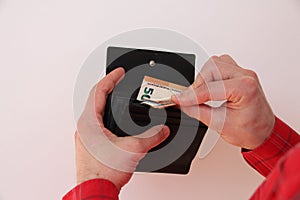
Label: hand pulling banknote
xmin=136 ymin=76 xmax=187 ymax=109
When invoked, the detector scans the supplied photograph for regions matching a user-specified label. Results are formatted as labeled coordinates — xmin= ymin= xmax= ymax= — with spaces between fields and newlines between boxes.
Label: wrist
xmin=76 ymin=169 xmax=130 ymax=192
xmin=244 ymin=115 xmax=276 ymax=150
xmin=256 ymin=115 xmax=275 ymax=149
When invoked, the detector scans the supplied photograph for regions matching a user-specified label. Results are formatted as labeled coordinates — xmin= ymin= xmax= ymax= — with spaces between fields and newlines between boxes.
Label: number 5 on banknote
xmin=141 ymin=87 xmax=154 ymax=100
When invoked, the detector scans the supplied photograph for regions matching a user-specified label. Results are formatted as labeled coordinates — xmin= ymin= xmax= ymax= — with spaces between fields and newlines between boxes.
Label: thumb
xmin=135 ymin=125 xmax=170 ymax=152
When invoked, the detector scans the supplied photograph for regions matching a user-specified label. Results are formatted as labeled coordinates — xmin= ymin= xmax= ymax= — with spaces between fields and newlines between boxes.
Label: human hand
xmin=75 ymin=67 xmax=170 ymax=191
xmin=172 ymin=55 xmax=275 ymax=150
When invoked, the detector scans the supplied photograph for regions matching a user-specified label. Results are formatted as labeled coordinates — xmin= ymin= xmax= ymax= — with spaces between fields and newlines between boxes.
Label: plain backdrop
xmin=0 ymin=0 xmax=300 ymax=199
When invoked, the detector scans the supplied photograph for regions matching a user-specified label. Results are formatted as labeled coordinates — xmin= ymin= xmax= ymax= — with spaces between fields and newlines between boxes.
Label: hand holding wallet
xmin=103 ymin=47 xmax=208 ymax=174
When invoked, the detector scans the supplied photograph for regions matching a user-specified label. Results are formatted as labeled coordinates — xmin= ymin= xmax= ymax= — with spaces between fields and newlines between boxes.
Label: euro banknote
xmin=136 ymin=76 xmax=186 ymax=109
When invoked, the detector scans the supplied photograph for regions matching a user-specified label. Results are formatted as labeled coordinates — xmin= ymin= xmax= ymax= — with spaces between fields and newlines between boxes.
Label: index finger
xmin=95 ymin=67 xmax=125 ymax=116
xmin=173 ymin=76 xmax=256 ymax=106
xmin=193 ymin=56 xmax=242 ymax=88
xmin=96 ymin=67 xmax=125 ymax=95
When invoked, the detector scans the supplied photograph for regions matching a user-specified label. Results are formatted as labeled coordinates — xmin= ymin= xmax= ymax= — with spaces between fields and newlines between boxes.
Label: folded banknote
xmin=136 ymin=76 xmax=187 ymax=109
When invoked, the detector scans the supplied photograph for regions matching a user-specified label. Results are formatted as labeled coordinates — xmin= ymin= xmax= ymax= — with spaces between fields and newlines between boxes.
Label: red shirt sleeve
xmin=242 ymin=116 xmax=300 ymax=177
xmin=250 ymin=143 xmax=300 ymax=199
xmin=242 ymin=116 xmax=300 ymax=199
xmin=63 ymin=179 xmax=119 ymax=200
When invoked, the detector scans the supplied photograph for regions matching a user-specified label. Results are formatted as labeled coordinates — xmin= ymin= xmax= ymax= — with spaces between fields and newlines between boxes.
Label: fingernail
xmin=176 ymin=89 xmax=190 ymax=100
xmin=171 ymin=95 xmax=179 ymax=104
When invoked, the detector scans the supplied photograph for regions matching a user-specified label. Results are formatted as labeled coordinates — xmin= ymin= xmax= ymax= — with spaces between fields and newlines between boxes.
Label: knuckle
xmin=74 ymin=131 xmax=82 ymax=145
xmin=200 ymin=84 xmax=210 ymax=101
xmin=193 ymin=73 xmax=205 ymax=88
xmin=240 ymin=76 xmax=258 ymax=94
xmin=74 ymin=131 xmax=78 ymax=140
xmin=220 ymin=54 xmax=232 ymax=60
xmin=131 ymin=138 xmax=144 ymax=151
xmin=98 ymin=81 xmax=110 ymax=93
xmin=210 ymin=56 xmax=219 ymax=63
xmin=245 ymin=69 xmax=259 ymax=80
xmin=219 ymin=54 xmax=238 ymax=66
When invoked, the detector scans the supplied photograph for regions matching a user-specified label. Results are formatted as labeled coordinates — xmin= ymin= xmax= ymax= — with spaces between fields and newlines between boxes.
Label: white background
xmin=0 ymin=0 xmax=300 ymax=199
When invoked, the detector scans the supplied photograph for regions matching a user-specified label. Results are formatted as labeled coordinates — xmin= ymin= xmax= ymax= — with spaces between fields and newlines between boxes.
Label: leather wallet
xmin=103 ymin=46 xmax=208 ymax=174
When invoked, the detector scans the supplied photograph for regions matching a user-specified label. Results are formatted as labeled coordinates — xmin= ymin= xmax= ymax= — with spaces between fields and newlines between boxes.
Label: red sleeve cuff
xmin=242 ymin=116 xmax=300 ymax=177
xmin=63 ymin=179 xmax=119 ymax=200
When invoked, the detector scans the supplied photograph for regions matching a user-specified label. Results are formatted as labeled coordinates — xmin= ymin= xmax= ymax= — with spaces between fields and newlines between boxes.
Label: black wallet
xmin=103 ymin=46 xmax=208 ymax=174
